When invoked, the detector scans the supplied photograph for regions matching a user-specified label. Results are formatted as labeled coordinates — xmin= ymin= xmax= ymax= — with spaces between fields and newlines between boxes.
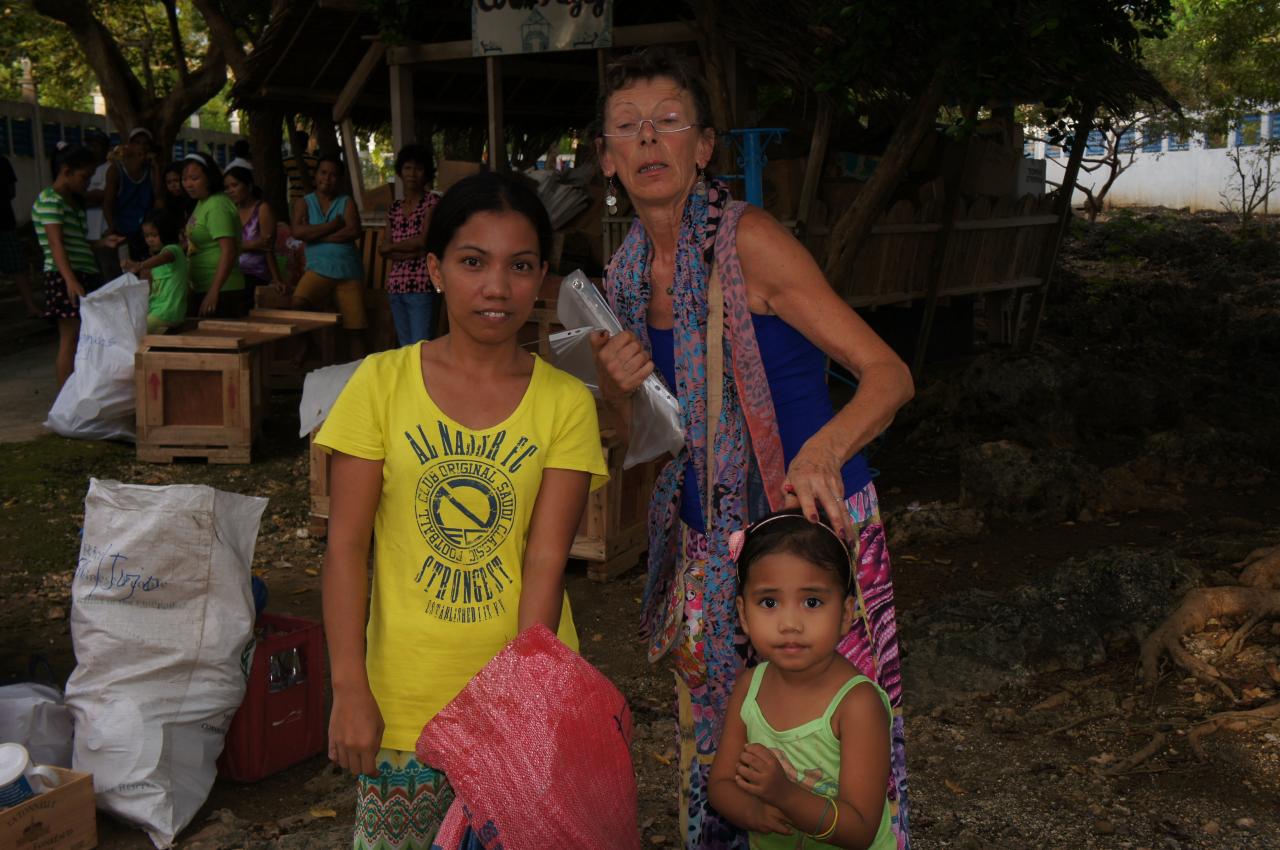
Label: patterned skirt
xmin=672 ymin=482 xmax=910 ymax=850
xmin=354 ymin=749 xmax=455 ymax=850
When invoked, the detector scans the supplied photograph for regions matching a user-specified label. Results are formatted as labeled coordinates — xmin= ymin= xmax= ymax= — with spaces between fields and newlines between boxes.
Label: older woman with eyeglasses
xmin=590 ymin=48 xmax=915 ymax=850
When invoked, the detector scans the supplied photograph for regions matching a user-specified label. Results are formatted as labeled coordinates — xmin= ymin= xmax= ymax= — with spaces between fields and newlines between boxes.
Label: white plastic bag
xmin=45 ymin=273 xmax=149 ymax=442
xmin=65 ymin=479 xmax=267 ymax=848
xmin=297 ymin=359 xmax=363 ymax=437
xmin=0 ymin=683 xmax=73 ymax=767
xmin=555 ymin=270 xmax=684 ymax=467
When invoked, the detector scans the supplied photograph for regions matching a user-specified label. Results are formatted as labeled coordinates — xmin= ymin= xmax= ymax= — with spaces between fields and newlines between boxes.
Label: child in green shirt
xmin=709 ymin=509 xmax=897 ymax=850
xmin=124 ymin=212 xmax=188 ymax=332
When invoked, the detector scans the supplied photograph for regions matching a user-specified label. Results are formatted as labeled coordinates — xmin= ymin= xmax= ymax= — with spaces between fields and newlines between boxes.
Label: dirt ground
xmin=1 ymin=210 xmax=1279 ymax=849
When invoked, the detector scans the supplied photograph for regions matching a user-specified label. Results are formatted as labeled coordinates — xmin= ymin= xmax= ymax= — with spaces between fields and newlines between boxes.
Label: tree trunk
xmin=822 ymin=72 xmax=948 ymax=290
xmin=31 ymin=0 xmax=226 ymax=151
xmin=249 ymin=105 xmax=288 ymax=219
xmin=693 ymin=0 xmax=737 ymax=176
xmin=310 ymin=108 xmax=342 ymax=161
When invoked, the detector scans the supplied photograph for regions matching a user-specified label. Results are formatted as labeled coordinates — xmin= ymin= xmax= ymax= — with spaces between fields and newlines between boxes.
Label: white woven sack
xmin=45 ymin=273 xmax=149 ymax=442
xmin=65 ymin=479 xmax=267 ymax=848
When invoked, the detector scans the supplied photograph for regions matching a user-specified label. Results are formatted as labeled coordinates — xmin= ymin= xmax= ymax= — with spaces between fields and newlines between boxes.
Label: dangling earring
xmin=605 ymin=175 xmax=619 ymax=215
xmin=694 ymin=164 xmax=707 ymax=198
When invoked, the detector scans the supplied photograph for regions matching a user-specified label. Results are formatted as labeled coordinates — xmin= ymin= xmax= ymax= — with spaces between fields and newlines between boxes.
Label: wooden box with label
xmin=0 ymin=767 xmax=97 ymax=850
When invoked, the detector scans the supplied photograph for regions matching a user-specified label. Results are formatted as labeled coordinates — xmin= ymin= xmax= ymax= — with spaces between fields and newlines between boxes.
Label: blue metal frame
xmin=721 ymin=128 xmax=788 ymax=207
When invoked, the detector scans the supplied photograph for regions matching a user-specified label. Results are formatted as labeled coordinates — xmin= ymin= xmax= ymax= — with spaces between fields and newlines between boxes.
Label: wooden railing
xmin=601 ymin=190 xmax=1060 ymax=310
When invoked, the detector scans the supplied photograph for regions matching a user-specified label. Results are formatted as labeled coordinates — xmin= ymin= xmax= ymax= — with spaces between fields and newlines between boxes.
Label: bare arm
xmin=257 ymin=203 xmax=284 ymax=286
xmin=290 ymin=197 xmax=342 ymax=242
xmin=239 ymin=203 xmax=275 ymax=252
xmin=123 ymin=246 xmax=176 ymax=276
xmin=197 ymin=236 xmax=238 ymax=316
xmin=321 ymin=197 xmax=362 ymax=244
xmin=518 ymin=467 xmax=591 ymax=633
xmin=708 ymin=674 xmax=795 ymax=837
xmin=322 ymin=451 xmax=385 ymax=778
xmin=738 ymin=208 xmax=914 ymax=536
xmin=42 ymin=222 xmax=84 ymax=305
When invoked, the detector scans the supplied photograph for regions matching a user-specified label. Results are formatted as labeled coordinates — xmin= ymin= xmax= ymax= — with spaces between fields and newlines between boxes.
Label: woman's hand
xmin=328 ymin=685 xmax=384 ymax=778
xmin=589 ymin=330 xmax=653 ymax=405
xmin=64 ymin=275 xmax=86 ymax=309
xmin=784 ymin=435 xmax=856 ymax=542
xmin=199 ymin=290 xmax=220 ymax=317
xmin=735 ymin=743 xmax=793 ymax=804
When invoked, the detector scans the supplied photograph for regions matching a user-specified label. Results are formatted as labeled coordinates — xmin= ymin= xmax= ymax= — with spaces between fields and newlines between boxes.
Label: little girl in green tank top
xmin=709 ymin=508 xmax=896 ymax=850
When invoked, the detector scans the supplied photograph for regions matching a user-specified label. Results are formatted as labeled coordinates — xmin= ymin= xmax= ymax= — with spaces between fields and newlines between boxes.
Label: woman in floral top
xmin=379 ymin=144 xmax=440 ymax=345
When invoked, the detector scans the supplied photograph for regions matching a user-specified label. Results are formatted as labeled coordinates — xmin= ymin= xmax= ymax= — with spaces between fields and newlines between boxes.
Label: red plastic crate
xmin=218 ymin=613 xmax=326 ymax=782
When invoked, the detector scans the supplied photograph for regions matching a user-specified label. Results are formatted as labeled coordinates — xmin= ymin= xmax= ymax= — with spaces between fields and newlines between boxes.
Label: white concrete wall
xmin=1030 ymin=112 xmax=1280 ymax=213
xmin=2 ymin=100 xmax=244 ymax=225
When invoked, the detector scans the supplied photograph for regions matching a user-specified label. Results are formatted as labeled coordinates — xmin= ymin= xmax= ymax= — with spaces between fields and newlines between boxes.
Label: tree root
xmin=1186 ymin=700 xmax=1280 ymax=760
xmin=1118 ymin=544 xmax=1280 ymax=771
xmin=1238 ymin=545 xmax=1280 ymax=589
xmin=1106 ymin=731 xmax=1167 ymax=775
xmin=1139 ymin=586 xmax=1280 ymax=699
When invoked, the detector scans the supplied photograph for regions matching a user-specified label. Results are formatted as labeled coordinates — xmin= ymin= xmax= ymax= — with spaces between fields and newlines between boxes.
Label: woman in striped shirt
xmin=33 ymin=144 xmax=126 ymax=388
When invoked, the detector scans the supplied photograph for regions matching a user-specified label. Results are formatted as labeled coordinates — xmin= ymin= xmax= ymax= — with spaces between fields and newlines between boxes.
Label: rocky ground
xmin=1 ymin=209 xmax=1278 ymax=848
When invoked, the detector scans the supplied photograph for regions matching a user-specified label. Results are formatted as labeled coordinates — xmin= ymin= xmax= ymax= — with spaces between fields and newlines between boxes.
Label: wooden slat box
xmin=308 ymin=426 xmax=330 ymax=538
xmin=574 ymin=428 xmax=662 ymax=582
xmin=247 ymin=308 xmax=341 ymax=392
xmin=135 ymin=321 xmax=292 ymax=463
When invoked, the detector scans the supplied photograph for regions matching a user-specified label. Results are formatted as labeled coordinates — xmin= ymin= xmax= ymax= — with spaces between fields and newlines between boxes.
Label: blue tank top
xmin=303 ymin=193 xmax=364 ymax=280
xmin=114 ymin=162 xmax=153 ymax=236
xmin=649 ymin=314 xmax=872 ymax=531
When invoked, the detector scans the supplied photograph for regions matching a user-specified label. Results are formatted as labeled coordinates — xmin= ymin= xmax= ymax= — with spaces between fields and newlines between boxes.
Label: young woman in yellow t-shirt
xmin=316 ymin=172 xmax=608 ymax=850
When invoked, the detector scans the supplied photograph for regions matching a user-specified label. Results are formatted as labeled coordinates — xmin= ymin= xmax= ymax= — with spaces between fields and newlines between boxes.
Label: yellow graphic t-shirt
xmin=315 ymin=343 xmax=609 ymax=750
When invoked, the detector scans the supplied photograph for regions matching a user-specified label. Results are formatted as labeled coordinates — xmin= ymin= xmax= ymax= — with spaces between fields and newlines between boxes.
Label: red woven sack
xmin=416 ymin=625 xmax=640 ymax=850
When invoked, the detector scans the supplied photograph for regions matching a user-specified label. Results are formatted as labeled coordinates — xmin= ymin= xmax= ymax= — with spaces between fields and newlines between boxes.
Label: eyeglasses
xmin=601 ymin=114 xmax=697 ymax=138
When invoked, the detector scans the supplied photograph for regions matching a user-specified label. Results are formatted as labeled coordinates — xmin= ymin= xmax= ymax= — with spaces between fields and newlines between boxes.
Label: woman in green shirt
xmin=181 ymin=152 xmax=245 ymax=317
xmin=33 ymin=144 xmax=126 ymax=388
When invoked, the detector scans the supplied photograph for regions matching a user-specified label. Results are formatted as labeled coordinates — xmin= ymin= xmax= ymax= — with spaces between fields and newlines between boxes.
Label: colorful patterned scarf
xmin=606 ymin=181 xmax=788 ymax=733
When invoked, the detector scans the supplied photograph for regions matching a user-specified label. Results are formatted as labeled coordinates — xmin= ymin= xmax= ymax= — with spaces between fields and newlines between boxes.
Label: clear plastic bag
xmin=554 ymin=271 xmax=684 ymax=468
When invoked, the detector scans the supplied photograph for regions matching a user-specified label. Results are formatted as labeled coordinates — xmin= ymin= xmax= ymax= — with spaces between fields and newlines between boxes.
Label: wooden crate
xmin=574 ymin=429 xmax=662 ymax=582
xmin=135 ymin=321 xmax=294 ymax=463
xmin=247 ymin=308 xmax=341 ymax=392
xmin=309 ymin=427 xmax=330 ymax=538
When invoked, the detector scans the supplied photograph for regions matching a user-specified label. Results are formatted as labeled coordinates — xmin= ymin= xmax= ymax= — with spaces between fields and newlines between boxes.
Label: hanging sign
xmin=472 ymin=1 xmax=613 ymax=57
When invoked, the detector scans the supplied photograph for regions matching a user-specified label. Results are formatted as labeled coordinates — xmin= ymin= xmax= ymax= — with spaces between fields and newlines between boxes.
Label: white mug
xmin=0 ymin=743 xmax=59 ymax=809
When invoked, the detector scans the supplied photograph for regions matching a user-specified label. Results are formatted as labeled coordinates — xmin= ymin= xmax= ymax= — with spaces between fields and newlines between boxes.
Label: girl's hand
xmin=65 ymin=276 xmax=86 ymax=308
xmin=122 ymin=259 xmax=139 ymax=274
xmin=747 ymin=800 xmax=793 ymax=836
xmin=735 ymin=743 xmax=792 ymax=803
xmin=783 ymin=437 xmax=856 ymax=542
xmin=589 ymin=330 xmax=653 ymax=404
xmin=328 ymin=686 xmax=384 ymax=778
xmin=199 ymin=290 xmax=219 ymax=317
